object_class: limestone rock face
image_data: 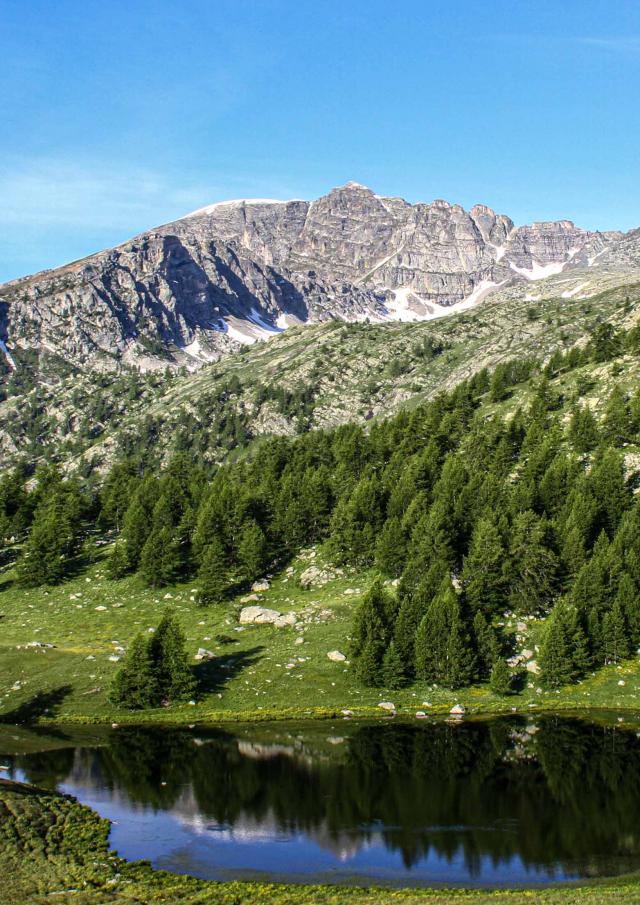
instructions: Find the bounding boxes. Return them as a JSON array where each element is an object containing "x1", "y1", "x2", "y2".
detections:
[{"x1": 0, "y1": 182, "x2": 633, "y2": 372}]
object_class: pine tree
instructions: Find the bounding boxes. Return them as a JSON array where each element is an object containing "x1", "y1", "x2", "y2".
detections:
[
  {"x1": 568, "y1": 405, "x2": 599, "y2": 453},
  {"x1": 446, "y1": 602, "x2": 476, "y2": 688},
  {"x1": 107, "y1": 541, "x2": 130, "y2": 580},
  {"x1": 148, "y1": 610, "x2": 196, "y2": 704},
  {"x1": 602, "y1": 600, "x2": 630, "y2": 664},
  {"x1": 615, "y1": 572, "x2": 640, "y2": 648},
  {"x1": 489, "y1": 658, "x2": 512, "y2": 696},
  {"x1": 381, "y1": 640, "x2": 405, "y2": 689},
  {"x1": 329, "y1": 474, "x2": 385, "y2": 565},
  {"x1": 507, "y1": 511, "x2": 557, "y2": 615},
  {"x1": 589, "y1": 449, "x2": 630, "y2": 538},
  {"x1": 237, "y1": 520, "x2": 268, "y2": 584},
  {"x1": 473, "y1": 610, "x2": 499, "y2": 678},
  {"x1": 15, "y1": 486, "x2": 82, "y2": 587},
  {"x1": 351, "y1": 580, "x2": 395, "y2": 686},
  {"x1": 461, "y1": 516, "x2": 506, "y2": 615},
  {"x1": 588, "y1": 606, "x2": 603, "y2": 664},
  {"x1": 109, "y1": 633, "x2": 155, "y2": 709},
  {"x1": 375, "y1": 517, "x2": 407, "y2": 577},
  {"x1": 139, "y1": 526, "x2": 181, "y2": 588},
  {"x1": 602, "y1": 386, "x2": 630, "y2": 447},
  {"x1": 539, "y1": 612, "x2": 573, "y2": 689},
  {"x1": 415, "y1": 578, "x2": 475, "y2": 688},
  {"x1": 355, "y1": 633, "x2": 385, "y2": 686},
  {"x1": 197, "y1": 536, "x2": 229, "y2": 605},
  {"x1": 121, "y1": 477, "x2": 159, "y2": 570}
]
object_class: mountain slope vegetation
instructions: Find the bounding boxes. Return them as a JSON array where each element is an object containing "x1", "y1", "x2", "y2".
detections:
[
  {"x1": 2, "y1": 315, "x2": 640, "y2": 720},
  {"x1": 0, "y1": 271, "x2": 637, "y2": 473}
]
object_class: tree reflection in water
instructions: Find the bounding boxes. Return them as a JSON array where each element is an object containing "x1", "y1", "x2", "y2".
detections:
[{"x1": 6, "y1": 716, "x2": 640, "y2": 882}]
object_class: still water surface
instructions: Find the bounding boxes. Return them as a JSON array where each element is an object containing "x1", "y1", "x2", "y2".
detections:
[{"x1": 3, "y1": 715, "x2": 640, "y2": 887}]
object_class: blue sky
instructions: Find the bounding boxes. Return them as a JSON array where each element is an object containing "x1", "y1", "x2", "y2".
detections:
[{"x1": 1, "y1": 0, "x2": 639, "y2": 282}]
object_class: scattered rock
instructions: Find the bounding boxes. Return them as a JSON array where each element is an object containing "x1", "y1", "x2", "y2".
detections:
[
  {"x1": 327, "y1": 650, "x2": 347, "y2": 662},
  {"x1": 450, "y1": 704, "x2": 466, "y2": 715},
  {"x1": 521, "y1": 649, "x2": 534, "y2": 660},
  {"x1": 240, "y1": 593, "x2": 262, "y2": 604},
  {"x1": 95, "y1": 605, "x2": 107, "y2": 612},
  {"x1": 378, "y1": 701, "x2": 396, "y2": 712},
  {"x1": 294, "y1": 636, "x2": 305, "y2": 645},
  {"x1": 239, "y1": 606, "x2": 283, "y2": 625},
  {"x1": 415, "y1": 711, "x2": 428, "y2": 719},
  {"x1": 24, "y1": 641, "x2": 56, "y2": 649},
  {"x1": 108, "y1": 655, "x2": 121, "y2": 662},
  {"x1": 341, "y1": 709, "x2": 354, "y2": 717},
  {"x1": 274, "y1": 613, "x2": 297, "y2": 627},
  {"x1": 526, "y1": 660, "x2": 540, "y2": 674},
  {"x1": 194, "y1": 648, "x2": 215, "y2": 661},
  {"x1": 618, "y1": 679, "x2": 626, "y2": 686},
  {"x1": 299, "y1": 565, "x2": 334, "y2": 589},
  {"x1": 251, "y1": 579, "x2": 270, "y2": 592}
]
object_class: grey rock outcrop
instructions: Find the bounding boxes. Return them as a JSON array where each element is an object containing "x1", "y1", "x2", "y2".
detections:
[{"x1": 0, "y1": 182, "x2": 634, "y2": 372}]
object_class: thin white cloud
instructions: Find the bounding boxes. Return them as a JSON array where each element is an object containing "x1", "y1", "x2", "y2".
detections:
[
  {"x1": 573, "y1": 36, "x2": 640, "y2": 53},
  {"x1": 0, "y1": 156, "x2": 309, "y2": 281},
  {"x1": 0, "y1": 157, "x2": 216, "y2": 231}
]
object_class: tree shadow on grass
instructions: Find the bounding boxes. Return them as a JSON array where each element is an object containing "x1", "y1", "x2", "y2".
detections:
[
  {"x1": 195, "y1": 646, "x2": 265, "y2": 696},
  {"x1": 0, "y1": 685, "x2": 73, "y2": 726}
]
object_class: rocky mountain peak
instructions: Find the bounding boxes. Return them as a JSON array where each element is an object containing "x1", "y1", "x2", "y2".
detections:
[{"x1": 0, "y1": 182, "x2": 638, "y2": 374}]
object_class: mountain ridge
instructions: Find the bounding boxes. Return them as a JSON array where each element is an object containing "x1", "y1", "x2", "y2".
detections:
[{"x1": 0, "y1": 182, "x2": 637, "y2": 375}]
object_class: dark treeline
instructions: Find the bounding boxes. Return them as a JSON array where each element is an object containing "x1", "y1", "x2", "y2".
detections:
[
  {"x1": 4, "y1": 321, "x2": 640, "y2": 692},
  {"x1": 9, "y1": 718, "x2": 640, "y2": 875}
]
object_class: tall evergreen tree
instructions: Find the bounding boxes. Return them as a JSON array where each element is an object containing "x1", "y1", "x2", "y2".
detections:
[
  {"x1": 148, "y1": 610, "x2": 196, "y2": 704},
  {"x1": 461, "y1": 516, "x2": 506, "y2": 614},
  {"x1": 507, "y1": 510, "x2": 557, "y2": 614},
  {"x1": 539, "y1": 611, "x2": 574, "y2": 689},
  {"x1": 139, "y1": 526, "x2": 181, "y2": 588},
  {"x1": 415, "y1": 578, "x2": 475, "y2": 688},
  {"x1": 237, "y1": 520, "x2": 268, "y2": 583},
  {"x1": 473, "y1": 610, "x2": 499, "y2": 678},
  {"x1": 602, "y1": 600, "x2": 630, "y2": 665},
  {"x1": 489, "y1": 658, "x2": 512, "y2": 696},
  {"x1": 109, "y1": 633, "x2": 155, "y2": 709},
  {"x1": 197, "y1": 536, "x2": 229, "y2": 605},
  {"x1": 615, "y1": 572, "x2": 640, "y2": 648}
]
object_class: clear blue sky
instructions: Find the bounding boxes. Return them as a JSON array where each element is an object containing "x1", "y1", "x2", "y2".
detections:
[{"x1": 1, "y1": 0, "x2": 639, "y2": 282}]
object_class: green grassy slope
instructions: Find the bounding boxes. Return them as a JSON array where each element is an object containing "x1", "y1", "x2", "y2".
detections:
[{"x1": 1, "y1": 540, "x2": 639, "y2": 726}]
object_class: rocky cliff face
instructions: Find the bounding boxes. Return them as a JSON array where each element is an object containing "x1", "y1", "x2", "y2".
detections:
[{"x1": 0, "y1": 182, "x2": 633, "y2": 372}]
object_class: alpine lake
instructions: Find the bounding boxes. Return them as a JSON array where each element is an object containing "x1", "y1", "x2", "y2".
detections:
[{"x1": 2, "y1": 712, "x2": 640, "y2": 889}]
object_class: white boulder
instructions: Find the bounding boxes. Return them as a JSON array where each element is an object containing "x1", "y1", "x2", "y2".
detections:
[{"x1": 327, "y1": 650, "x2": 347, "y2": 662}]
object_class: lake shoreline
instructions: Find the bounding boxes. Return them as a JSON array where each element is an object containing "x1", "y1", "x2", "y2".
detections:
[
  {"x1": 2, "y1": 775, "x2": 640, "y2": 904},
  {"x1": 11, "y1": 697, "x2": 640, "y2": 728}
]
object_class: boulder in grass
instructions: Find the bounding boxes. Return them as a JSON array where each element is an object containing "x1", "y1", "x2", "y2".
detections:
[
  {"x1": 327, "y1": 650, "x2": 347, "y2": 662},
  {"x1": 378, "y1": 701, "x2": 396, "y2": 712},
  {"x1": 239, "y1": 606, "x2": 281, "y2": 625},
  {"x1": 251, "y1": 579, "x2": 270, "y2": 592},
  {"x1": 450, "y1": 703, "x2": 466, "y2": 715}
]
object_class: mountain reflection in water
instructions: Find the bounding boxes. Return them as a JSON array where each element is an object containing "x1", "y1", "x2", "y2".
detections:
[{"x1": 4, "y1": 716, "x2": 640, "y2": 887}]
